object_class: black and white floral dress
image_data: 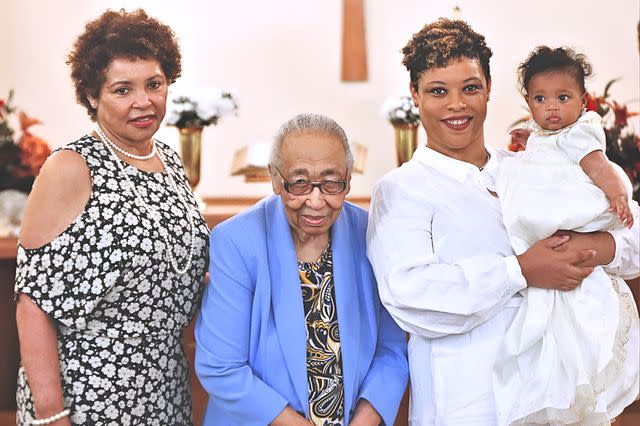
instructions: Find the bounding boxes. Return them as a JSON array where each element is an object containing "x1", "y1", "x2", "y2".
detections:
[{"x1": 14, "y1": 136, "x2": 209, "y2": 425}]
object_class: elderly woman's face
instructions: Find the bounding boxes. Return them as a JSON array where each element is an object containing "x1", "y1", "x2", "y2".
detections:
[
  {"x1": 272, "y1": 131, "x2": 351, "y2": 241},
  {"x1": 89, "y1": 58, "x2": 168, "y2": 146},
  {"x1": 410, "y1": 57, "x2": 491, "y2": 158}
]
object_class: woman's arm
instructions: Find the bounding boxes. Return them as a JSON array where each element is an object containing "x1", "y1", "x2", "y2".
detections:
[
  {"x1": 195, "y1": 227, "x2": 291, "y2": 424},
  {"x1": 349, "y1": 399, "x2": 382, "y2": 426},
  {"x1": 551, "y1": 230, "x2": 614, "y2": 266},
  {"x1": 604, "y1": 167, "x2": 640, "y2": 279},
  {"x1": 270, "y1": 406, "x2": 311, "y2": 426},
  {"x1": 517, "y1": 233, "x2": 596, "y2": 291},
  {"x1": 366, "y1": 178, "x2": 526, "y2": 338},
  {"x1": 554, "y1": 221, "x2": 640, "y2": 281},
  {"x1": 16, "y1": 150, "x2": 90, "y2": 424},
  {"x1": 16, "y1": 296, "x2": 70, "y2": 425},
  {"x1": 20, "y1": 150, "x2": 91, "y2": 247},
  {"x1": 367, "y1": 177, "x2": 598, "y2": 339}
]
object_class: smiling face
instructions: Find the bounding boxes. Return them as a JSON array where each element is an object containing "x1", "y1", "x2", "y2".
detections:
[
  {"x1": 89, "y1": 58, "x2": 168, "y2": 149},
  {"x1": 271, "y1": 131, "x2": 350, "y2": 245},
  {"x1": 525, "y1": 70, "x2": 587, "y2": 131},
  {"x1": 410, "y1": 57, "x2": 491, "y2": 161}
]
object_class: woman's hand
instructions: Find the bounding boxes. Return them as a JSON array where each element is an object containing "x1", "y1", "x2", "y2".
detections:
[
  {"x1": 552, "y1": 230, "x2": 615, "y2": 266},
  {"x1": 16, "y1": 295, "x2": 68, "y2": 425},
  {"x1": 270, "y1": 406, "x2": 312, "y2": 426},
  {"x1": 517, "y1": 234, "x2": 596, "y2": 291},
  {"x1": 349, "y1": 399, "x2": 382, "y2": 426}
]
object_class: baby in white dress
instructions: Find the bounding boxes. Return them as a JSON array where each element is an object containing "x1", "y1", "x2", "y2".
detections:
[{"x1": 491, "y1": 46, "x2": 639, "y2": 425}]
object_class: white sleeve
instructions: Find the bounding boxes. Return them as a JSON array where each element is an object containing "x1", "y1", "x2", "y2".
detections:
[
  {"x1": 556, "y1": 112, "x2": 605, "y2": 163},
  {"x1": 604, "y1": 163, "x2": 640, "y2": 280},
  {"x1": 366, "y1": 177, "x2": 526, "y2": 339}
]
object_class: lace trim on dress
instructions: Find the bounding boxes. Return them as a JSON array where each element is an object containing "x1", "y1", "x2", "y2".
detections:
[{"x1": 512, "y1": 276, "x2": 636, "y2": 425}]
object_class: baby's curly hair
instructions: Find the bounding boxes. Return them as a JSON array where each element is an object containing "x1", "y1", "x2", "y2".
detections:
[
  {"x1": 67, "y1": 9, "x2": 182, "y2": 120},
  {"x1": 402, "y1": 18, "x2": 493, "y2": 91},
  {"x1": 518, "y1": 46, "x2": 592, "y2": 96}
]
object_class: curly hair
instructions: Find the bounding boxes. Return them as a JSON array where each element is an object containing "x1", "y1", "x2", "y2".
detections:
[
  {"x1": 518, "y1": 46, "x2": 592, "y2": 96},
  {"x1": 67, "y1": 9, "x2": 182, "y2": 120},
  {"x1": 402, "y1": 18, "x2": 493, "y2": 91}
]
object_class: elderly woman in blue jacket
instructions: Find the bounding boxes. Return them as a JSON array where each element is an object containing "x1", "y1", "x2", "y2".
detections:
[{"x1": 195, "y1": 113, "x2": 408, "y2": 425}]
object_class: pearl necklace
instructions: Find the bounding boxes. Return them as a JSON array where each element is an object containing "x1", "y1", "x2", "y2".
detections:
[
  {"x1": 95, "y1": 125, "x2": 157, "y2": 160},
  {"x1": 95, "y1": 129, "x2": 196, "y2": 275}
]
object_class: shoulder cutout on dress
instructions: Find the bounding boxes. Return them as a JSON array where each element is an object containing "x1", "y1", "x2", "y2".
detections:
[{"x1": 19, "y1": 149, "x2": 91, "y2": 249}]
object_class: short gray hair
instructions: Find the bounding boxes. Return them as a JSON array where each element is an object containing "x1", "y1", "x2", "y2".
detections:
[{"x1": 269, "y1": 113, "x2": 354, "y2": 171}]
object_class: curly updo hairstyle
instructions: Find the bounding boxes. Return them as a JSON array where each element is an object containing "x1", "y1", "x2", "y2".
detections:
[
  {"x1": 402, "y1": 18, "x2": 493, "y2": 91},
  {"x1": 67, "y1": 8, "x2": 182, "y2": 120},
  {"x1": 518, "y1": 46, "x2": 592, "y2": 96}
]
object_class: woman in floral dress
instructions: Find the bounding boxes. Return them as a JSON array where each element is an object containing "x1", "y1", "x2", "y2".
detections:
[{"x1": 14, "y1": 9, "x2": 209, "y2": 425}]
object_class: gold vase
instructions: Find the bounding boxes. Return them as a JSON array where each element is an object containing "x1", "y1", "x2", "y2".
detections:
[
  {"x1": 178, "y1": 127, "x2": 206, "y2": 211},
  {"x1": 179, "y1": 127, "x2": 203, "y2": 189},
  {"x1": 393, "y1": 123, "x2": 419, "y2": 166}
]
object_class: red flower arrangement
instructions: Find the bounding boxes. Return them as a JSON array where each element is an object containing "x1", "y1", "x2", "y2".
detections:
[
  {"x1": 508, "y1": 79, "x2": 640, "y2": 200},
  {"x1": 0, "y1": 90, "x2": 51, "y2": 193}
]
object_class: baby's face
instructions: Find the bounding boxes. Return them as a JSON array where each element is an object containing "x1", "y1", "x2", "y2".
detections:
[{"x1": 525, "y1": 71, "x2": 586, "y2": 131}]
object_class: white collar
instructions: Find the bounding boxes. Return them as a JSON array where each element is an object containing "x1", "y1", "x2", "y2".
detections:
[
  {"x1": 412, "y1": 144, "x2": 494, "y2": 183},
  {"x1": 529, "y1": 110, "x2": 602, "y2": 136}
]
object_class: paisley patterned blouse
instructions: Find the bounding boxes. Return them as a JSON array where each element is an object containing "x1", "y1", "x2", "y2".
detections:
[{"x1": 298, "y1": 241, "x2": 345, "y2": 426}]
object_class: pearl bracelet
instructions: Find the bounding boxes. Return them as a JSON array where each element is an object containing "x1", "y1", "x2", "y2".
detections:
[{"x1": 31, "y1": 408, "x2": 70, "y2": 425}]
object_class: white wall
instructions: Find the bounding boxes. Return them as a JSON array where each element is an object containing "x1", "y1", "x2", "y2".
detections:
[{"x1": 2, "y1": 0, "x2": 638, "y2": 198}]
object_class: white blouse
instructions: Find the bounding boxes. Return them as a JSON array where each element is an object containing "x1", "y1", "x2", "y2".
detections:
[{"x1": 366, "y1": 145, "x2": 639, "y2": 425}]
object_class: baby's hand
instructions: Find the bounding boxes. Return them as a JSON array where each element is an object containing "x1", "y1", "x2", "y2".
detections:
[
  {"x1": 508, "y1": 128, "x2": 530, "y2": 152},
  {"x1": 609, "y1": 195, "x2": 634, "y2": 228}
]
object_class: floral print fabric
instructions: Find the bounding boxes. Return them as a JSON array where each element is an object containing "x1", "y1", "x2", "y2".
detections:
[
  {"x1": 14, "y1": 136, "x2": 209, "y2": 425},
  {"x1": 298, "y1": 242, "x2": 345, "y2": 426}
]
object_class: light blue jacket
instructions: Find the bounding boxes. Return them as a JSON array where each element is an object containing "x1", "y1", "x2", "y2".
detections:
[{"x1": 195, "y1": 195, "x2": 408, "y2": 425}]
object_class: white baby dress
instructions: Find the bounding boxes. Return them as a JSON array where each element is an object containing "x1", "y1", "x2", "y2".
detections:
[{"x1": 491, "y1": 111, "x2": 639, "y2": 425}]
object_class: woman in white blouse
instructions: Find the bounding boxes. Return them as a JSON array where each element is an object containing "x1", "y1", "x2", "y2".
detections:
[{"x1": 366, "y1": 18, "x2": 640, "y2": 425}]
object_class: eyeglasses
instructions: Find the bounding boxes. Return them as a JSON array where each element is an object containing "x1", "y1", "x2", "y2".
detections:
[{"x1": 272, "y1": 167, "x2": 348, "y2": 195}]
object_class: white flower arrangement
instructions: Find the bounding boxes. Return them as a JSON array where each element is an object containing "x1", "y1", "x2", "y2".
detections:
[
  {"x1": 165, "y1": 87, "x2": 238, "y2": 129},
  {"x1": 0, "y1": 189, "x2": 28, "y2": 237},
  {"x1": 381, "y1": 95, "x2": 420, "y2": 126}
]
